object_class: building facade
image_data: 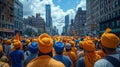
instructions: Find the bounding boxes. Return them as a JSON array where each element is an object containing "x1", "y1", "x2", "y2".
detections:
[
  {"x1": 99, "y1": 0, "x2": 120, "y2": 37},
  {"x1": 14, "y1": 0, "x2": 23, "y2": 35},
  {"x1": 64, "y1": 15, "x2": 69, "y2": 35},
  {"x1": 0, "y1": 0, "x2": 14, "y2": 37},
  {"x1": 74, "y1": 7, "x2": 86, "y2": 36},
  {"x1": 23, "y1": 13, "x2": 45, "y2": 34},
  {"x1": 45, "y1": 4, "x2": 52, "y2": 35},
  {"x1": 86, "y1": 0, "x2": 120, "y2": 37},
  {"x1": 67, "y1": 19, "x2": 74, "y2": 36}
]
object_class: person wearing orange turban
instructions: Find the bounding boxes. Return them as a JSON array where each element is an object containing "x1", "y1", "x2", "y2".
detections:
[
  {"x1": 27, "y1": 33, "x2": 65, "y2": 67},
  {"x1": 69, "y1": 41, "x2": 77, "y2": 54},
  {"x1": 77, "y1": 40, "x2": 101, "y2": 67},
  {"x1": 94, "y1": 28, "x2": 120, "y2": 67},
  {"x1": 4, "y1": 39, "x2": 11, "y2": 57},
  {"x1": 0, "y1": 44, "x2": 10, "y2": 67},
  {"x1": 77, "y1": 41, "x2": 85, "y2": 59},
  {"x1": 65, "y1": 43, "x2": 77, "y2": 67},
  {"x1": 9, "y1": 40, "x2": 24, "y2": 67}
]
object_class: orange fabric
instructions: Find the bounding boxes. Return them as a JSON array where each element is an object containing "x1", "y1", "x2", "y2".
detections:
[
  {"x1": 69, "y1": 41, "x2": 75, "y2": 47},
  {"x1": 5, "y1": 40, "x2": 11, "y2": 45},
  {"x1": 82, "y1": 39, "x2": 101, "y2": 67},
  {"x1": 15, "y1": 32, "x2": 19, "y2": 40},
  {"x1": 96, "y1": 50, "x2": 106, "y2": 58},
  {"x1": 79, "y1": 41, "x2": 84, "y2": 48},
  {"x1": 38, "y1": 33, "x2": 53, "y2": 53},
  {"x1": 101, "y1": 33, "x2": 120, "y2": 49},
  {"x1": 0, "y1": 45, "x2": 3, "y2": 52},
  {"x1": 19, "y1": 35, "x2": 22, "y2": 41},
  {"x1": 26, "y1": 39, "x2": 31, "y2": 45},
  {"x1": 11, "y1": 40, "x2": 22, "y2": 50},
  {"x1": 84, "y1": 52, "x2": 101, "y2": 67},
  {"x1": 71, "y1": 47, "x2": 77, "y2": 54},
  {"x1": 83, "y1": 40, "x2": 96, "y2": 51},
  {"x1": 84, "y1": 36, "x2": 91, "y2": 41},
  {"x1": 68, "y1": 51, "x2": 77, "y2": 63},
  {"x1": 0, "y1": 62, "x2": 10, "y2": 67},
  {"x1": 32, "y1": 38, "x2": 38, "y2": 42},
  {"x1": 27, "y1": 55, "x2": 65, "y2": 67}
]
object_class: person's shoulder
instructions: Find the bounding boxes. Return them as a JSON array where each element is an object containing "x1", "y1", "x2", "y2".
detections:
[
  {"x1": 3, "y1": 63, "x2": 10, "y2": 67},
  {"x1": 51, "y1": 58, "x2": 65, "y2": 67},
  {"x1": 0, "y1": 62, "x2": 10, "y2": 67},
  {"x1": 94, "y1": 58, "x2": 113, "y2": 67},
  {"x1": 77, "y1": 57, "x2": 84, "y2": 64}
]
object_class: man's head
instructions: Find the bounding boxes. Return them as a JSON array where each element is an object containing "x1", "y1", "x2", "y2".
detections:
[
  {"x1": 101, "y1": 33, "x2": 120, "y2": 53},
  {"x1": 12, "y1": 40, "x2": 22, "y2": 50},
  {"x1": 38, "y1": 33, "x2": 53, "y2": 54},
  {"x1": 65, "y1": 43, "x2": 72, "y2": 52},
  {"x1": 29, "y1": 42, "x2": 38, "y2": 53},
  {"x1": 54, "y1": 42, "x2": 64, "y2": 55}
]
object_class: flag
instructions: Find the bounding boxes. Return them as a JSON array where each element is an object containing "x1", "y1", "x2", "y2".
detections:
[{"x1": 15, "y1": 32, "x2": 19, "y2": 40}]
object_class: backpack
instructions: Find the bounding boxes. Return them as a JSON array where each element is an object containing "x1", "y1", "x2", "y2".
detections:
[{"x1": 103, "y1": 55, "x2": 120, "y2": 67}]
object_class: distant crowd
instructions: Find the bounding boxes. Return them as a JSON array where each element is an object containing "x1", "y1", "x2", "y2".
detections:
[{"x1": 0, "y1": 28, "x2": 120, "y2": 67}]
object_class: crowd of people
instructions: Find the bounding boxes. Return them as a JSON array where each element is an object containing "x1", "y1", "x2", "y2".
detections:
[{"x1": 0, "y1": 28, "x2": 120, "y2": 67}]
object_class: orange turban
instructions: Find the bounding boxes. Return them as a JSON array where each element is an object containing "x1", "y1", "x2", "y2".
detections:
[
  {"x1": 79, "y1": 41, "x2": 84, "y2": 48},
  {"x1": 68, "y1": 51, "x2": 76, "y2": 63},
  {"x1": 82, "y1": 39, "x2": 101, "y2": 67},
  {"x1": 101, "y1": 33, "x2": 120, "y2": 49},
  {"x1": 12, "y1": 40, "x2": 22, "y2": 50},
  {"x1": 96, "y1": 49, "x2": 106, "y2": 58},
  {"x1": 32, "y1": 38, "x2": 38, "y2": 42},
  {"x1": 83, "y1": 40, "x2": 96, "y2": 51},
  {"x1": 5, "y1": 39, "x2": 11, "y2": 45},
  {"x1": 26, "y1": 39, "x2": 31, "y2": 45},
  {"x1": 84, "y1": 52, "x2": 101, "y2": 67},
  {"x1": 0, "y1": 45, "x2": 3, "y2": 52},
  {"x1": 69, "y1": 41, "x2": 75, "y2": 47},
  {"x1": 38, "y1": 33, "x2": 53, "y2": 53}
]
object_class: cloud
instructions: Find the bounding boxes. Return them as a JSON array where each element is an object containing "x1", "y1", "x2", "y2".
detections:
[
  {"x1": 19, "y1": 0, "x2": 86, "y2": 35},
  {"x1": 76, "y1": 0, "x2": 86, "y2": 10}
]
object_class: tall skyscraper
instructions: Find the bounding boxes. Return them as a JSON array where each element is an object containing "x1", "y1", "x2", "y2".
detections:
[
  {"x1": 14, "y1": 0, "x2": 23, "y2": 35},
  {"x1": 74, "y1": 7, "x2": 86, "y2": 36},
  {"x1": 64, "y1": 15, "x2": 69, "y2": 35},
  {"x1": 45, "y1": 4, "x2": 52, "y2": 35}
]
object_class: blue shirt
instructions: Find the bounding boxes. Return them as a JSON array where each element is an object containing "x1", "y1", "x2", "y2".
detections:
[
  {"x1": 53, "y1": 55, "x2": 72, "y2": 67},
  {"x1": 76, "y1": 57, "x2": 85, "y2": 67},
  {"x1": 9, "y1": 50, "x2": 24, "y2": 67},
  {"x1": 23, "y1": 53, "x2": 38, "y2": 66}
]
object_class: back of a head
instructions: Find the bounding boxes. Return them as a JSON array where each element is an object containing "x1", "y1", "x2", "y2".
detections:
[
  {"x1": 29, "y1": 42, "x2": 38, "y2": 53},
  {"x1": 38, "y1": 33, "x2": 53, "y2": 54},
  {"x1": 101, "y1": 33, "x2": 120, "y2": 49},
  {"x1": 54, "y1": 42, "x2": 64, "y2": 54},
  {"x1": 65, "y1": 43, "x2": 72, "y2": 51},
  {"x1": 83, "y1": 40, "x2": 96, "y2": 51}
]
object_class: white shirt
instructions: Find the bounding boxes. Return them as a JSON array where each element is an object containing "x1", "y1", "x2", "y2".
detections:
[{"x1": 94, "y1": 54, "x2": 120, "y2": 67}]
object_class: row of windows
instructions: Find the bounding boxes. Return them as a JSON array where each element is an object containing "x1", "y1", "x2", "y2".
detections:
[
  {"x1": 14, "y1": 21, "x2": 23, "y2": 30},
  {"x1": 0, "y1": 22, "x2": 14, "y2": 30},
  {"x1": 100, "y1": 9, "x2": 120, "y2": 22},
  {"x1": 100, "y1": 0, "x2": 119, "y2": 15},
  {"x1": 100, "y1": 20, "x2": 120, "y2": 30}
]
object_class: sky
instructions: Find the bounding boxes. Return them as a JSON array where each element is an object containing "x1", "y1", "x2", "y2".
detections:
[{"x1": 19, "y1": 0, "x2": 86, "y2": 35}]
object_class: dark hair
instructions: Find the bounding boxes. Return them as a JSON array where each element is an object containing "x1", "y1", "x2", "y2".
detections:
[
  {"x1": 38, "y1": 51, "x2": 53, "y2": 57},
  {"x1": 56, "y1": 52, "x2": 63, "y2": 55},
  {"x1": 66, "y1": 48, "x2": 71, "y2": 52}
]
